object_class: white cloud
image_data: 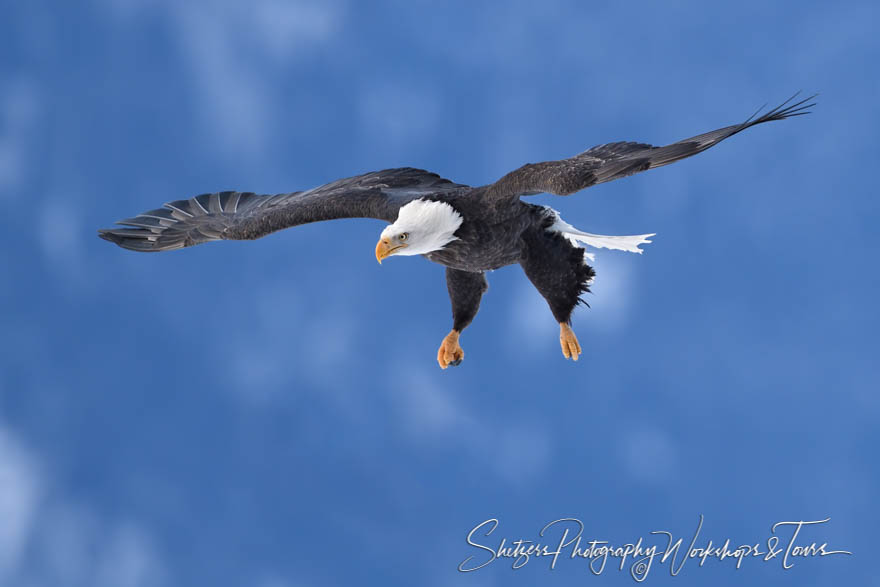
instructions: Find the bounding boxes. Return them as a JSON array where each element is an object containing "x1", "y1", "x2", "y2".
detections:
[
  {"x1": 402, "y1": 0, "x2": 575, "y2": 68},
  {"x1": 230, "y1": 344, "x2": 294, "y2": 403},
  {"x1": 576, "y1": 252, "x2": 637, "y2": 333},
  {"x1": 171, "y1": 4, "x2": 274, "y2": 159},
  {"x1": 303, "y1": 313, "x2": 357, "y2": 370},
  {"x1": 619, "y1": 423, "x2": 678, "y2": 486},
  {"x1": 166, "y1": 0, "x2": 346, "y2": 159},
  {"x1": 507, "y1": 249, "x2": 639, "y2": 351},
  {"x1": 254, "y1": 577, "x2": 289, "y2": 587},
  {"x1": 253, "y1": 573, "x2": 311, "y2": 587},
  {"x1": 0, "y1": 140, "x2": 25, "y2": 196},
  {"x1": 95, "y1": 0, "x2": 160, "y2": 21},
  {"x1": 0, "y1": 77, "x2": 40, "y2": 197},
  {"x1": 0, "y1": 427, "x2": 43, "y2": 578},
  {"x1": 640, "y1": 167, "x2": 693, "y2": 221},
  {"x1": 389, "y1": 368, "x2": 552, "y2": 483},
  {"x1": 94, "y1": 523, "x2": 166, "y2": 587},
  {"x1": 0, "y1": 424, "x2": 167, "y2": 587},
  {"x1": 91, "y1": 0, "x2": 349, "y2": 159},
  {"x1": 358, "y1": 83, "x2": 442, "y2": 156},
  {"x1": 220, "y1": 281, "x2": 358, "y2": 403},
  {"x1": 392, "y1": 371, "x2": 471, "y2": 440},
  {"x1": 251, "y1": 0, "x2": 342, "y2": 59},
  {"x1": 39, "y1": 504, "x2": 98, "y2": 584},
  {"x1": 482, "y1": 93, "x2": 543, "y2": 180},
  {"x1": 490, "y1": 422, "x2": 553, "y2": 484},
  {"x1": 38, "y1": 196, "x2": 88, "y2": 288},
  {"x1": 225, "y1": 284, "x2": 306, "y2": 402},
  {"x1": 507, "y1": 282, "x2": 556, "y2": 355}
]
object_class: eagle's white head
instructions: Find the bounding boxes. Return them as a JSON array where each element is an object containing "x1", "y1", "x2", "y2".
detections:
[{"x1": 375, "y1": 199, "x2": 463, "y2": 263}]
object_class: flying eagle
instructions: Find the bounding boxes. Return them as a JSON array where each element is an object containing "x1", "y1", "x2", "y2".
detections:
[{"x1": 99, "y1": 95, "x2": 814, "y2": 368}]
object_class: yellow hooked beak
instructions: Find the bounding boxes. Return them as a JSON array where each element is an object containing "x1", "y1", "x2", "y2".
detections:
[{"x1": 375, "y1": 238, "x2": 407, "y2": 264}]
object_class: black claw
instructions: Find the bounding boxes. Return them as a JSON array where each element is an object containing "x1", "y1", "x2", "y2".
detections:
[{"x1": 449, "y1": 359, "x2": 462, "y2": 367}]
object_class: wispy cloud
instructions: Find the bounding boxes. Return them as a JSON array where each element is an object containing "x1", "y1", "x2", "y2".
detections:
[
  {"x1": 357, "y1": 83, "x2": 442, "y2": 157},
  {"x1": 250, "y1": 0, "x2": 343, "y2": 59},
  {"x1": 507, "y1": 281, "x2": 557, "y2": 355},
  {"x1": 577, "y1": 253, "x2": 638, "y2": 333},
  {"x1": 507, "y1": 249, "x2": 640, "y2": 349},
  {"x1": 0, "y1": 424, "x2": 167, "y2": 587},
  {"x1": 167, "y1": 0, "x2": 346, "y2": 160},
  {"x1": 0, "y1": 77, "x2": 40, "y2": 198},
  {"x1": 389, "y1": 367, "x2": 552, "y2": 484},
  {"x1": 93, "y1": 524, "x2": 166, "y2": 587},
  {"x1": 253, "y1": 576, "x2": 289, "y2": 587},
  {"x1": 618, "y1": 422, "x2": 679, "y2": 486},
  {"x1": 219, "y1": 280, "x2": 359, "y2": 404},
  {"x1": 37, "y1": 195, "x2": 90, "y2": 290},
  {"x1": 99, "y1": 0, "x2": 347, "y2": 160},
  {"x1": 0, "y1": 426, "x2": 42, "y2": 579}
]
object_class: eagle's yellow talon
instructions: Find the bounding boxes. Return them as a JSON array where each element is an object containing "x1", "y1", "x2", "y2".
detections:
[
  {"x1": 560, "y1": 323, "x2": 581, "y2": 362},
  {"x1": 437, "y1": 330, "x2": 464, "y2": 369}
]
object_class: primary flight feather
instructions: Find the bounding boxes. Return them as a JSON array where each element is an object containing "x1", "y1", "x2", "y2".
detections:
[{"x1": 99, "y1": 94, "x2": 815, "y2": 368}]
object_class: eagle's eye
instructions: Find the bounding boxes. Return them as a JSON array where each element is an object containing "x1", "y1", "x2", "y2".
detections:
[{"x1": 399, "y1": 232, "x2": 409, "y2": 241}]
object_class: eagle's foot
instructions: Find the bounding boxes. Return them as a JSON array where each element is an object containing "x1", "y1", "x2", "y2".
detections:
[
  {"x1": 559, "y1": 323, "x2": 582, "y2": 361},
  {"x1": 437, "y1": 330, "x2": 464, "y2": 369}
]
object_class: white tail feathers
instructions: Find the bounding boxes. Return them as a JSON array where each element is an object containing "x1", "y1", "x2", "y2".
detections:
[{"x1": 544, "y1": 207, "x2": 654, "y2": 262}]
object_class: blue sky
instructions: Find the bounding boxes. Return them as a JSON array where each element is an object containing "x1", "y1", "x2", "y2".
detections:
[{"x1": 1, "y1": 0, "x2": 877, "y2": 585}]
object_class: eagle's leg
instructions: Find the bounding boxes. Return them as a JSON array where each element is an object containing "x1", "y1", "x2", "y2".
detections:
[
  {"x1": 437, "y1": 330, "x2": 464, "y2": 369},
  {"x1": 439, "y1": 268, "x2": 488, "y2": 369},
  {"x1": 518, "y1": 227, "x2": 595, "y2": 362},
  {"x1": 559, "y1": 322, "x2": 582, "y2": 361}
]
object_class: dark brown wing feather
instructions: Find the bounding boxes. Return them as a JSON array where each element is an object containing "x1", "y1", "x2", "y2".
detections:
[
  {"x1": 488, "y1": 93, "x2": 816, "y2": 199},
  {"x1": 98, "y1": 167, "x2": 468, "y2": 252}
]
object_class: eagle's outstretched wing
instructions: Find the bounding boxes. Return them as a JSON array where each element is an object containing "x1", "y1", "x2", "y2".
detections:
[
  {"x1": 488, "y1": 94, "x2": 815, "y2": 199},
  {"x1": 98, "y1": 167, "x2": 468, "y2": 252}
]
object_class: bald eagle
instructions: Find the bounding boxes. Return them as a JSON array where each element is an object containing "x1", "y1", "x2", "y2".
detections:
[{"x1": 99, "y1": 95, "x2": 813, "y2": 368}]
